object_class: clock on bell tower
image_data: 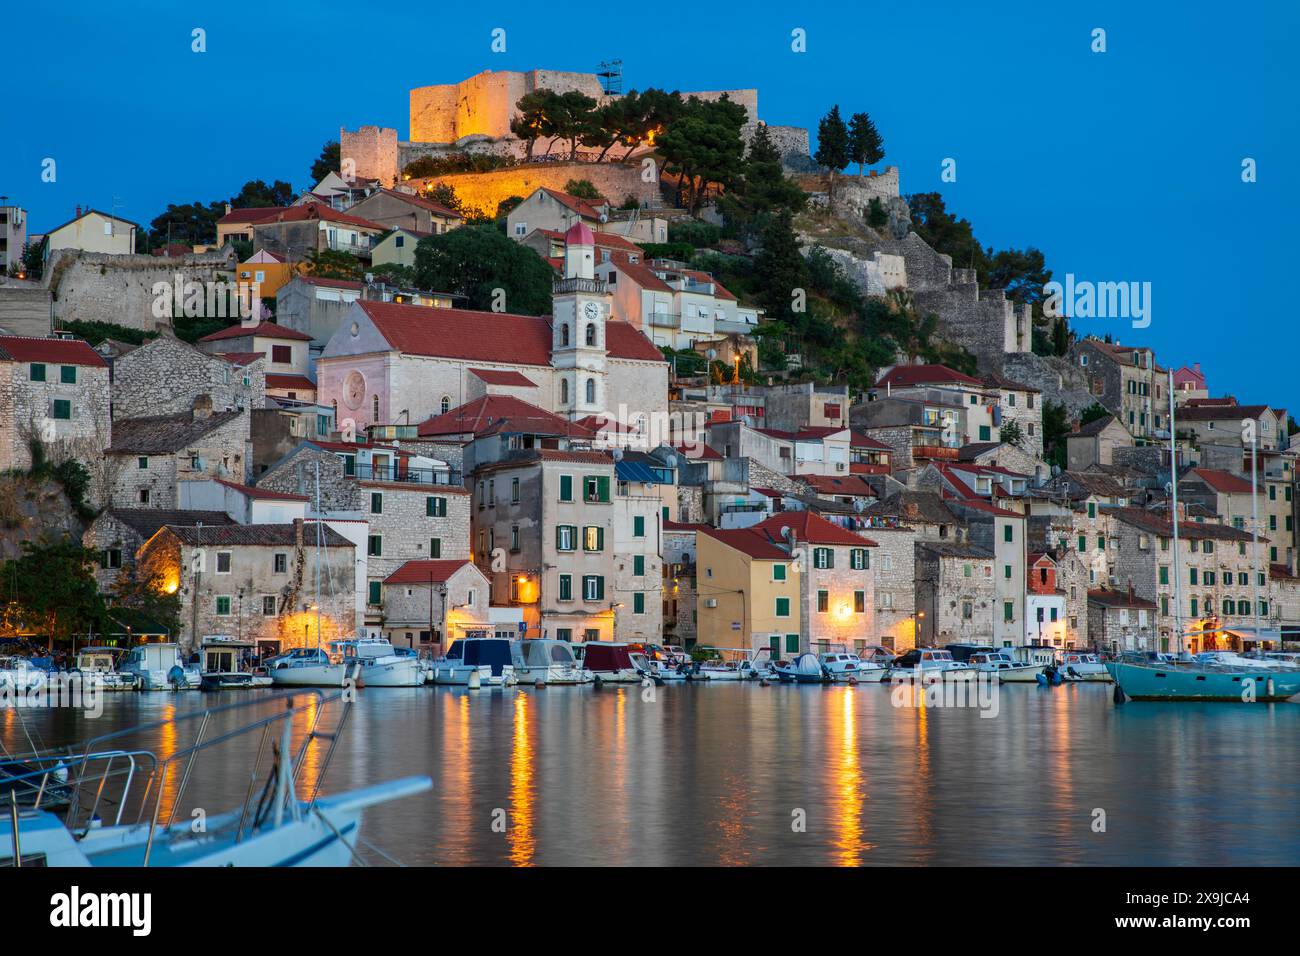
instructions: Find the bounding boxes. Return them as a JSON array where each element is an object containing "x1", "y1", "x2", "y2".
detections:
[{"x1": 552, "y1": 219, "x2": 610, "y2": 421}]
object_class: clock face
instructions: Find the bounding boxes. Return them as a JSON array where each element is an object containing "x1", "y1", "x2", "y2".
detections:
[
  {"x1": 343, "y1": 370, "x2": 366, "y2": 410},
  {"x1": 583, "y1": 301, "x2": 601, "y2": 321}
]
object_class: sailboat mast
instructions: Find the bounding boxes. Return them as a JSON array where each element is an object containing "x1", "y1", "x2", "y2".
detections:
[
  {"x1": 1250, "y1": 424, "x2": 1261, "y2": 649},
  {"x1": 1168, "y1": 369, "x2": 1183, "y2": 656},
  {"x1": 315, "y1": 460, "x2": 323, "y2": 650}
]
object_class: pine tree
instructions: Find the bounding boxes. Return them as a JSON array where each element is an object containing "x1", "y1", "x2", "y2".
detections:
[
  {"x1": 847, "y1": 112, "x2": 885, "y2": 176},
  {"x1": 814, "y1": 105, "x2": 850, "y2": 201}
]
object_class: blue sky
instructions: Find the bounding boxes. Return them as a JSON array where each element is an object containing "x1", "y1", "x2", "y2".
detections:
[{"x1": 7, "y1": 0, "x2": 1297, "y2": 413}]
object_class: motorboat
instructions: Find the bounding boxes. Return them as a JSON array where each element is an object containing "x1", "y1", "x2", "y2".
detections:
[
  {"x1": 1193, "y1": 650, "x2": 1288, "y2": 670},
  {"x1": 967, "y1": 650, "x2": 1045, "y2": 683},
  {"x1": 340, "y1": 639, "x2": 424, "y2": 687},
  {"x1": 199, "y1": 636, "x2": 270, "y2": 690},
  {"x1": 774, "y1": 652, "x2": 829, "y2": 684},
  {"x1": 432, "y1": 637, "x2": 516, "y2": 686},
  {"x1": 886, "y1": 648, "x2": 974, "y2": 684},
  {"x1": 0, "y1": 689, "x2": 430, "y2": 866},
  {"x1": 511, "y1": 639, "x2": 594, "y2": 685},
  {"x1": 819, "y1": 651, "x2": 887, "y2": 683},
  {"x1": 695, "y1": 647, "x2": 770, "y2": 681},
  {"x1": 0, "y1": 655, "x2": 51, "y2": 692},
  {"x1": 118, "y1": 643, "x2": 200, "y2": 690},
  {"x1": 268, "y1": 647, "x2": 356, "y2": 688},
  {"x1": 71, "y1": 647, "x2": 138, "y2": 692},
  {"x1": 1109, "y1": 658, "x2": 1300, "y2": 701},
  {"x1": 1057, "y1": 651, "x2": 1112, "y2": 682},
  {"x1": 578, "y1": 642, "x2": 641, "y2": 683}
]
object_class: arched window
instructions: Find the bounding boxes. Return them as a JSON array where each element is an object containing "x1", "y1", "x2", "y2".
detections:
[
  {"x1": 585, "y1": 378, "x2": 596, "y2": 405},
  {"x1": 585, "y1": 323, "x2": 596, "y2": 347},
  {"x1": 440, "y1": 395, "x2": 451, "y2": 415},
  {"x1": 560, "y1": 324, "x2": 570, "y2": 347},
  {"x1": 1223, "y1": 598, "x2": 1233, "y2": 616},
  {"x1": 560, "y1": 378, "x2": 569, "y2": 405}
]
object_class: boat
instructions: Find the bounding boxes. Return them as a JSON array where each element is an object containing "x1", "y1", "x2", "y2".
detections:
[
  {"x1": 886, "y1": 647, "x2": 975, "y2": 683},
  {"x1": 118, "y1": 643, "x2": 200, "y2": 690},
  {"x1": 967, "y1": 650, "x2": 1045, "y2": 683},
  {"x1": 0, "y1": 689, "x2": 431, "y2": 866},
  {"x1": 1108, "y1": 658, "x2": 1300, "y2": 701},
  {"x1": 268, "y1": 647, "x2": 356, "y2": 687},
  {"x1": 818, "y1": 651, "x2": 888, "y2": 683},
  {"x1": 71, "y1": 647, "x2": 138, "y2": 692},
  {"x1": 1193, "y1": 650, "x2": 1286, "y2": 670},
  {"x1": 0, "y1": 655, "x2": 51, "y2": 692},
  {"x1": 431, "y1": 637, "x2": 517, "y2": 686},
  {"x1": 338, "y1": 638, "x2": 424, "y2": 687},
  {"x1": 1057, "y1": 651, "x2": 1112, "y2": 682},
  {"x1": 774, "y1": 652, "x2": 829, "y2": 684},
  {"x1": 578, "y1": 642, "x2": 641, "y2": 683},
  {"x1": 199, "y1": 635, "x2": 270, "y2": 690},
  {"x1": 695, "y1": 647, "x2": 768, "y2": 681},
  {"x1": 511, "y1": 639, "x2": 594, "y2": 684}
]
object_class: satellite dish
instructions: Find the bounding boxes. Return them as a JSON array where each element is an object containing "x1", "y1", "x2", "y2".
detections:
[
  {"x1": 1164, "y1": 482, "x2": 1174, "y2": 495},
  {"x1": 706, "y1": 349, "x2": 718, "y2": 361},
  {"x1": 780, "y1": 526, "x2": 794, "y2": 541},
  {"x1": 665, "y1": 454, "x2": 678, "y2": 468},
  {"x1": 853, "y1": 498, "x2": 866, "y2": 513},
  {"x1": 611, "y1": 448, "x2": 624, "y2": 461}
]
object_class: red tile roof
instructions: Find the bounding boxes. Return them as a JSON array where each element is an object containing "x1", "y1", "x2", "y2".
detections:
[
  {"x1": 536, "y1": 228, "x2": 641, "y2": 252},
  {"x1": 219, "y1": 207, "x2": 287, "y2": 225},
  {"x1": 608, "y1": 260, "x2": 674, "y2": 293},
  {"x1": 384, "y1": 559, "x2": 476, "y2": 585},
  {"x1": 296, "y1": 276, "x2": 363, "y2": 291},
  {"x1": 752, "y1": 511, "x2": 878, "y2": 547},
  {"x1": 1189, "y1": 468, "x2": 1255, "y2": 494},
  {"x1": 538, "y1": 187, "x2": 607, "y2": 221},
  {"x1": 0, "y1": 336, "x2": 108, "y2": 367},
  {"x1": 669, "y1": 441, "x2": 723, "y2": 461},
  {"x1": 253, "y1": 204, "x2": 386, "y2": 230},
  {"x1": 850, "y1": 431, "x2": 892, "y2": 451},
  {"x1": 875, "y1": 364, "x2": 985, "y2": 389},
  {"x1": 357, "y1": 300, "x2": 664, "y2": 365},
  {"x1": 215, "y1": 351, "x2": 265, "y2": 366},
  {"x1": 376, "y1": 188, "x2": 462, "y2": 219},
  {"x1": 1177, "y1": 403, "x2": 1273, "y2": 422},
  {"x1": 215, "y1": 479, "x2": 309, "y2": 501},
  {"x1": 468, "y1": 368, "x2": 537, "y2": 387},
  {"x1": 416, "y1": 395, "x2": 595, "y2": 439},
  {"x1": 265, "y1": 374, "x2": 317, "y2": 391},
  {"x1": 798, "y1": 475, "x2": 878, "y2": 497},
  {"x1": 944, "y1": 497, "x2": 1024, "y2": 518},
  {"x1": 199, "y1": 321, "x2": 313, "y2": 342},
  {"x1": 699, "y1": 527, "x2": 792, "y2": 560}
]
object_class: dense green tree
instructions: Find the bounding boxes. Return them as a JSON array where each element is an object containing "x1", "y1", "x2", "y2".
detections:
[
  {"x1": 905, "y1": 191, "x2": 987, "y2": 273},
  {"x1": 303, "y1": 248, "x2": 364, "y2": 281},
  {"x1": 108, "y1": 566, "x2": 181, "y2": 640},
  {"x1": 563, "y1": 179, "x2": 602, "y2": 201},
  {"x1": 233, "y1": 179, "x2": 295, "y2": 208},
  {"x1": 1, "y1": 539, "x2": 105, "y2": 649},
  {"x1": 814, "y1": 105, "x2": 850, "y2": 200},
  {"x1": 510, "y1": 90, "x2": 563, "y2": 161},
  {"x1": 986, "y1": 247, "x2": 1052, "y2": 314},
  {"x1": 847, "y1": 112, "x2": 885, "y2": 175},
  {"x1": 20, "y1": 240, "x2": 43, "y2": 280},
  {"x1": 413, "y1": 225, "x2": 554, "y2": 315},
  {"x1": 752, "y1": 209, "x2": 810, "y2": 326},
  {"x1": 1042, "y1": 400, "x2": 1071, "y2": 468},
  {"x1": 310, "y1": 140, "x2": 340, "y2": 184},
  {"x1": 720, "y1": 123, "x2": 807, "y2": 240},
  {"x1": 656, "y1": 95, "x2": 747, "y2": 213}
]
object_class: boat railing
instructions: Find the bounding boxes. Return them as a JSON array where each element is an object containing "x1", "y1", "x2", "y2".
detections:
[{"x1": 3, "y1": 689, "x2": 353, "y2": 864}]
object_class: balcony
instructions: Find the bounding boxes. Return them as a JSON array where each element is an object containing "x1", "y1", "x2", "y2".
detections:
[
  {"x1": 349, "y1": 462, "x2": 462, "y2": 486},
  {"x1": 649, "y1": 311, "x2": 681, "y2": 329},
  {"x1": 553, "y1": 277, "x2": 607, "y2": 295},
  {"x1": 325, "y1": 236, "x2": 374, "y2": 256},
  {"x1": 912, "y1": 445, "x2": 960, "y2": 461}
]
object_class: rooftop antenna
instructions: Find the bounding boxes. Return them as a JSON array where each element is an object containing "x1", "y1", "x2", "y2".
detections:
[{"x1": 596, "y1": 59, "x2": 623, "y2": 96}]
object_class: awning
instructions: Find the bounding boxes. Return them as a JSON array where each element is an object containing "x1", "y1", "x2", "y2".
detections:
[{"x1": 616, "y1": 460, "x2": 661, "y2": 483}]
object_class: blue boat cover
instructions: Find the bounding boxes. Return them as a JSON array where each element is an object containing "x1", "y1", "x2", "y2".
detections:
[{"x1": 461, "y1": 639, "x2": 512, "y2": 676}]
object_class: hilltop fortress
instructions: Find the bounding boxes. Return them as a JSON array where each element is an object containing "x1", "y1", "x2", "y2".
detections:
[{"x1": 342, "y1": 68, "x2": 814, "y2": 188}]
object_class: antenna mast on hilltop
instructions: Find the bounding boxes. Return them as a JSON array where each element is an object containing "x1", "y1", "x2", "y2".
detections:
[{"x1": 597, "y1": 60, "x2": 623, "y2": 95}]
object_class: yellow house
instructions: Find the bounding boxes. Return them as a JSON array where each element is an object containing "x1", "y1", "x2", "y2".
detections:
[
  {"x1": 696, "y1": 528, "x2": 801, "y2": 658},
  {"x1": 43, "y1": 207, "x2": 137, "y2": 258},
  {"x1": 236, "y1": 249, "x2": 299, "y2": 299}
]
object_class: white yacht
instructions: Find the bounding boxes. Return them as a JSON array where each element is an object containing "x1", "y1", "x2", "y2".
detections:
[
  {"x1": 432, "y1": 637, "x2": 517, "y2": 686},
  {"x1": 1057, "y1": 651, "x2": 1112, "y2": 682},
  {"x1": 967, "y1": 650, "x2": 1045, "y2": 682},
  {"x1": 118, "y1": 643, "x2": 200, "y2": 690},
  {"x1": 0, "y1": 655, "x2": 49, "y2": 692},
  {"x1": 72, "y1": 647, "x2": 138, "y2": 691},
  {"x1": 886, "y1": 648, "x2": 974, "y2": 683},
  {"x1": 819, "y1": 652, "x2": 888, "y2": 683},
  {"x1": 268, "y1": 647, "x2": 356, "y2": 687},
  {"x1": 512, "y1": 639, "x2": 593, "y2": 684},
  {"x1": 342, "y1": 639, "x2": 424, "y2": 686}
]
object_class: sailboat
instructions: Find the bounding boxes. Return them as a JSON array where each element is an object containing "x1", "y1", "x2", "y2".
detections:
[
  {"x1": 1108, "y1": 370, "x2": 1300, "y2": 702},
  {"x1": 270, "y1": 463, "x2": 355, "y2": 688}
]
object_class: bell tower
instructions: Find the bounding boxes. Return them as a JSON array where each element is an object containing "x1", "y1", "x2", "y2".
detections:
[{"x1": 551, "y1": 220, "x2": 610, "y2": 421}]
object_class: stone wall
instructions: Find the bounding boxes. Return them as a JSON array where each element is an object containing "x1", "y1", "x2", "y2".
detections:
[
  {"x1": 0, "y1": 283, "x2": 52, "y2": 337},
  {"x1": 339, "y1": 126, "x2": 399, "y2": 186},
  {"x1": 0, "y1": 360, "x2": 111, "y2": 473},
  {"x1": 107, "y1": 412, "x2": 249, "y2": 510},
  {"x1": 111, "y1": 335, "x2": 265, "y2": 421},
  {"x1": 45, "y1": 248, "x2": 237, "y2": 332},
  {"x1": 867, "y1": 525, "x2": 918, "y2": 649},
  {"x1": 410, "y1": 162, "x2": 659, "y2": 218},
  {"x1": 360, "y1": 481, "x2": 472, "y2": 586},
  {"x1": 1001, "y1": 352, "x2": 1103, "y2": 420},
  {"x1": 258, "y1": 445, "x2": 362, "y2": 513}
]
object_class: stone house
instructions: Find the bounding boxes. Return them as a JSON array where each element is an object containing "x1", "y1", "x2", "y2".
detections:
[
  {"x1": 471, "y1": 448, "x2": 663, "y2": 644},
  {"x1": 105, "y1": 399, "x2": 249, "y2": 509},
  {"x1": 751, "y1": 511, "x2": 876, "y2": 654},
  {"x1": 662, "y1": 521, "x2": 705, "y2": 647},
  {"x1": 274, "y1": 276, "x2": 364, "y2": 347},
  {"x1": 109, "y1": 334, "x2": 265, "y2": 421},
  {"x1": 249, "y1": 204, "x2": 387, "y2": 264},
  {"x1": 347, "y1": 188, "x2": 462, "y2": 235},
  {"x1": 378, "y1": 559, "x2": 489, "y2": 651},
  {"x1": 1087, "y1": 587, "x2": 1158, "y2": 653},
  {"x1": 873, "y1": 364, "x2": 1003, "y2": 447},
  {"x1": 0, "y1": 335, "x2": 111, "y2": 472},
  {"x1": 1070, "y1": 340, "x2": 1165, "y2": 440},
  {"x1": 982, "y1": 372, "x2": 1044, "y2": 460},
  {"x1": 850, "y1": 394, "x2": 967, "y2": 473},
  {"x1": 914, "y1": 541, "x2": 995, "y2": 647},
  {"x1": 1025, "y1": 552, "x2": 1068, "y2": 646},
  {"x1": 41, "y1": 207, "x2": 138, "y2": 257},
  {"x1": 136, "y1": 519, "x2": 356, "y2": 653},
  {"x1": 506, "y1": 187, "x2": 608, "y2": 240},
  {"x1": 83, "y1": 507, "x2": 234, "y2": 592},
  {"x1": 196, "y1": 319, "x2": 314, "y2": 376},
  {"x1": 947, "y1": 499, "x2": 1027, "y2": 648},
  {"x1": 1066, "y1": 414, "x2": 1132, "y2": 471},
  {"x1": 695, "y1": 527, "x2": 802, "y2": 657}
]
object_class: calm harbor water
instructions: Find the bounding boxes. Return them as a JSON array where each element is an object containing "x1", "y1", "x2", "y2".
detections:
[{"x1": 4, "y1": 681, "x2": 1299, "y2": 866}]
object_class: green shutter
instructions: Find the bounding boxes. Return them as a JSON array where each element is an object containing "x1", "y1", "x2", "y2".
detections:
[
  {"x1": 634, "y1": 555, "x2": 644, "y2": 576},
  {"x1": 597, "y1": 475, "x2": 610, "y2": 502},
  {"x1": 559, "y1": 475, "x2": 573, "y2": 501},
  {"x1": 633, "y1": 516, "x2": 645, "y2": 537},
  {"x1": 596, "y1": 576, "x2": 605, "y2": 600},
  {"x1": 429, "y1": 538, "x2": 441, "y2": 558},
  {"x1": 786, "y1": 634, "x2": 799, "y2": 653},
  {"x1": 369, "y1": 581, "x2": 381, "y2": 605},
  {"x1": 596, "y1": 526, "x2": 604, "y2": 551},
  {"x1": 633, "y1": 592, "x2": 644, "y2": 614}
]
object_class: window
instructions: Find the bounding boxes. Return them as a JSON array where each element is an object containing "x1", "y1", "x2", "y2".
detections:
[
  {"x1": 633, "y1": 516, "x2": 645, "y2": 537},
  {"x1": 100, "y1": 548, "x2": 122, "y2": 570},
  {"x1": 633, "y1": 555, "x2": 645, "y2": 576},
  {"x1": 582, "y1": 575, "x2": 604, "y2": 601},
  {"x1": 854, "y1": 590, "x2": 865, "y2": 614},
  {"x1": 262, "y1": 596, "x2": 276, "y2": 616},
  {"x1": 559, "y1": 475, "x2": 573, "y2": 502},
  {"x1": 585, "y1": 324, "x2": 596, "y2": 347},
  {"x1": 368, "y1": 581, "x2": 381, "y2": 605},
  {"x1": 583, "y1": 475, "x2": 610, "y2": 503},
  {"x1": 137, "y1": 457, "x2": 149, "y2": 469},
  {"x1": 510, "y1": 526, "x2": 520, "y2": 552},
  {"x1": 29, "y1": 363, "x2": 45, "y2": 382},
  {"x1": 429, "y1": 538, "x2": 441, "y2": 558},
  {"x1": 372, "y1": 395, "x2": 379, "y2": 421},
  {"x1": 440, "y1": 396, "x2": 451, "y2": 415},
  {"x1": 817, "y1": 590, "x2": 829, "y2": 613},
  {"x1": 962, "y1": 600, "x2": 973, "y2": 620},
  {"x1": 585, "y1": 378, "x2": 596, "y2": 405},
  {"x1": 1189, "y1": 567, "x2": 1198, "y2": 585},
  {"x1": 556, "y1": 525, "x2": 577, "y2": 551},
  {"x1": 138, "y1": 489, "x2": 150, "y2": 504},
  {"x1": 775, "y1": 597, "x2": 791, "y2": 617},
  {"x1": 51, "y1": 399, "x2": 71, "y2": 420},
  {"x1": 1191, "y1": 598, "x2": 1198, "y2": 617},
  {"x1": 1004, "y1": 565, "x2": 1012, "y2": 579},
  {"x1": 583, "y1": 526, "x2": 604, "y2": 552},
  {"x1": 880, "y1": 592, "x2": 894, "y2": 609},
  {"x1": 1159, "y1": 566, "x2": 1168, "y2": 585},
  {"x1": 368, "y1": 535, "x2": 382, "y2": 557},
  {"x1": 1003, "y1": 601, "x2": 1014, "y2": 622},
  {"x1": 813, "y1": 547, "x2": 833, "y2": 569},
  {"x1": 558, "y1": 574, "x2": 573, "y2": 601},
  {"x1": 216, "y1": 551, "x2": 232, "y2": 574},
  {"x1": 515, "y1": 222, "x2": 527, "y2": 237},
  {"x1": 511, "y1": 478, "x2": 520, "y2": 503},
  {"x1": 274, "y1": 553, "x2": 287, "y2": 574},
  {"x1": 271, "y1": 345, "x2": 291, "y2": 364},
  {"x1": 851, "y1": 549, "x2": 868, "y2": 570},
  {"x1": 1078, "y1": 535, "x2": 1086, "y2": 552},
  {"x1": 773, "y1": 563, "x2": 786, "y2": 581},
  {"x1": 426, "y1": 496, "x2": 447, "y2": 517},
  {"x1": 560, "y1": 378, "x2": 570, "y2": 405},
  {"x1": 371, "y1": 492, "x2": 383, "y2": 514},
  {"x1": 633, "y1": 592, "x2": 645, "y2": 614},
  {"x1": 979, "y1": 425, "x2": 991, "y2": 442},
  {"x1": 216, "y1": 596, "x2": 232, "y2": 616},
  {"x1": 1003, "y1": 524, "x2": 1013, "y2": 543}
]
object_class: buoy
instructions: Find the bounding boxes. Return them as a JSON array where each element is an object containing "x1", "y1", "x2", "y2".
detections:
[
  {"x1": 467, "y1": 669, "x2": 481, "y2": 690},
  {"x1": 1035, "y1": 673, "x2": 1048, "y2": 687},
  {"x1": 759, "y1": 678, "x2": 770, "y2": 687},
  {"x1": 1267, "y1": 677, "x2": 1276, "y2": 699},
  {"x1": 1113, "y1": 683, "x2": 1126, "y2": 704}
]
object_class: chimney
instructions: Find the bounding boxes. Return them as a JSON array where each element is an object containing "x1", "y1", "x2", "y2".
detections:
[
  {"x1": 191, "y1": 393, "x2": 213, "y2": 421},
  {"x1": 1128, "y1": 581, "x2": 1135, "y2": 604},
  {"x1": 75, "y1": 205, "x2": 82, "y2": 219},
  {"x1": 225, "y1": 203, "x2": 232, "y2": 215}
]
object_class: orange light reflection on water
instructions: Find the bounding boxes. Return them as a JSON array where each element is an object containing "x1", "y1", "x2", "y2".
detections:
[{"x1": 508, "y1": 690, "x2": 535, "y2": 866}]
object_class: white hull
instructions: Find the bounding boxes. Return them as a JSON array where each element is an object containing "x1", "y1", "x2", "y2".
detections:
[
  {"x1": 431, "y1": 663, "x2": 516, "y2": 686},
  {"x1": 515, "y1": 664, "x2": 593, "y2": 685},
  {"x1": 844, "y1": 667, "x2": 889, "y2": 683},
  {"x1": 698, "y1": 667, "x2": 747, "y2": 681},
  {"x1": 972, "y1": 665, "x2": 1045, "y2": 683},
  {"x1": 590, "y1": 668, "x2": 641, "y2": 683},
  {"x1": 125, "y1": 669, "x2": 200, "y2": 691},
  {"x1": 888, "y1": 668, "x2": 975, "y2": 684},
  {"x1": 269, "y1": 663, "x2": 354, "y2": 687},
  {"x1": 354, "y1": 657, "x2": 424, "y2": 687}
]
